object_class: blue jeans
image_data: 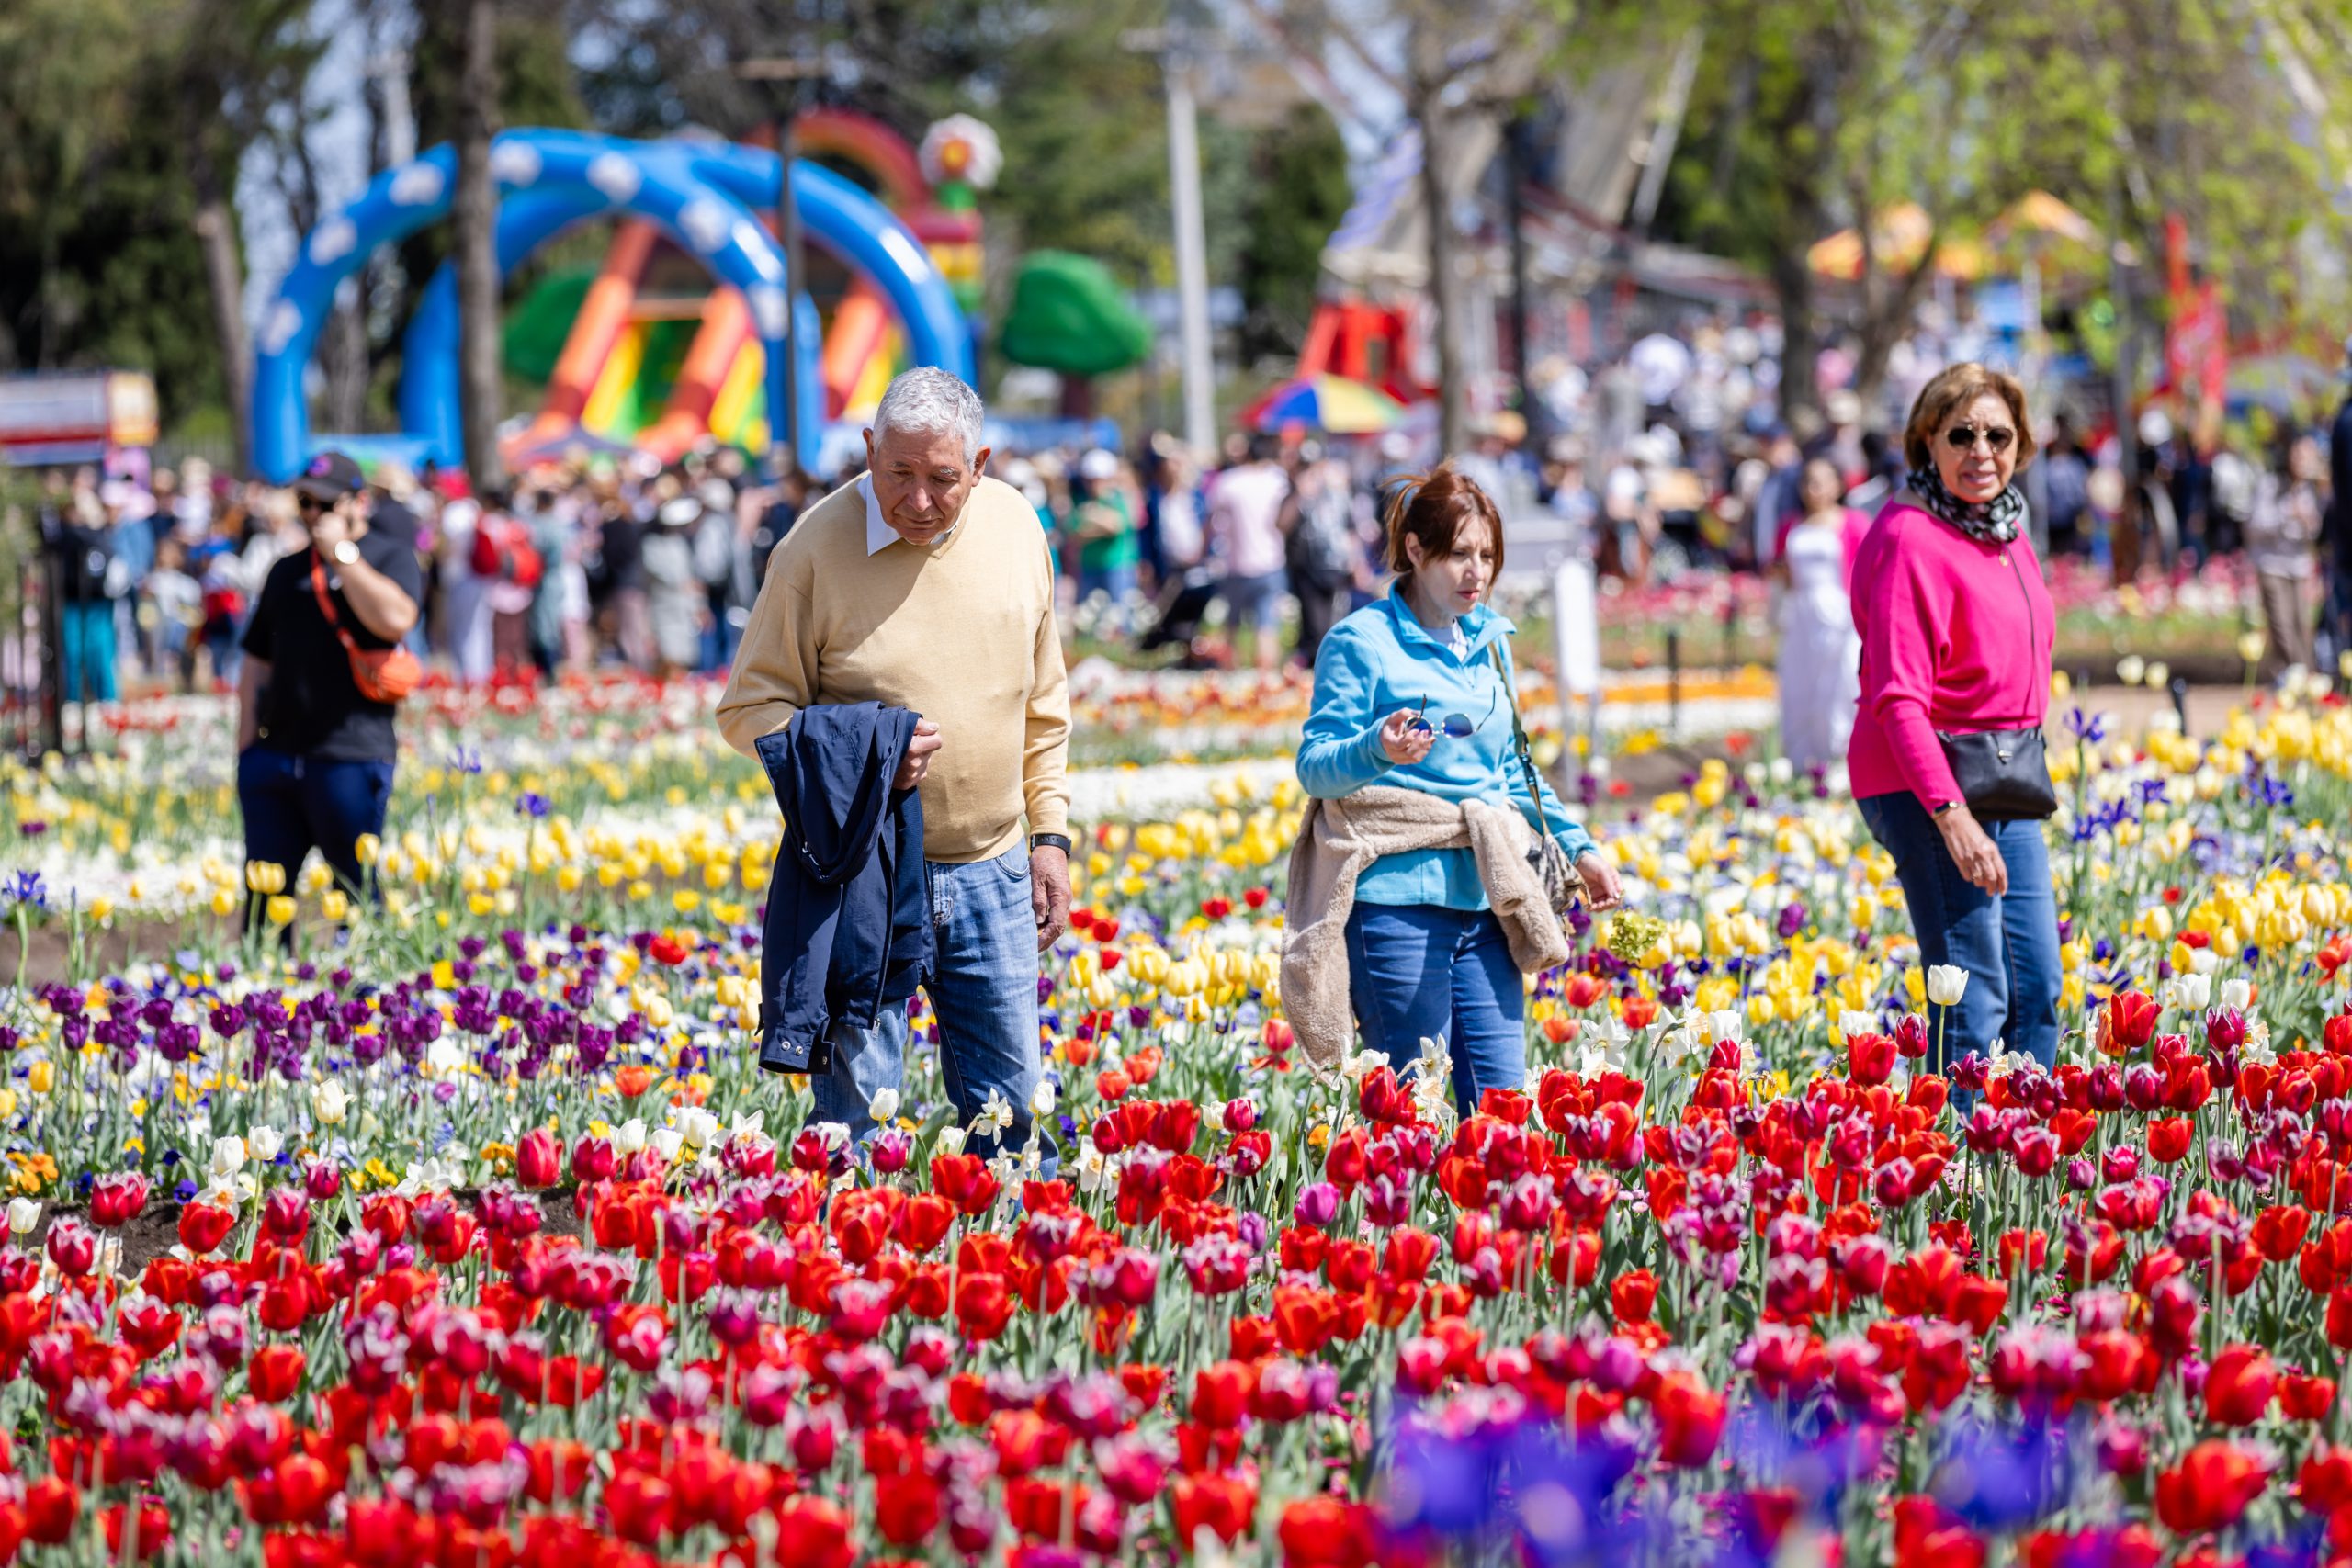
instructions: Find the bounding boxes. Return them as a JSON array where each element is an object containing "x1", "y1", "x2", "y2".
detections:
[
  {"x1": 815, "y1": 845, "x2": 1050, "y2": 1170},
  {"x1": 1345, "y1": 902, "x2": 1525, "y2": 1114},
  {"x1": 59, "y1": 601, "x2": 119, "y2": 704},
  {"x1": 1857, "y1": 791, "x2": 2062, "y2": 1071},
  {"x1": 237, "y1": 748, "x2": 395, "y2": 925}
]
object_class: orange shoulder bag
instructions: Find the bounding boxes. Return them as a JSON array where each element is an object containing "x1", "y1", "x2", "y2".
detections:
[{"x1": 310, "y1": 549, "x2": 422, "y2": 704}]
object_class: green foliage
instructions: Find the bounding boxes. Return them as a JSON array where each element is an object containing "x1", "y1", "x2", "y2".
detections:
[
  {"x1": 1235, "y1": 103, "x2": 1352, "y2": 366},
  {"x1": 999, "y1": 252, "x2": 1154, "y2": 376}
]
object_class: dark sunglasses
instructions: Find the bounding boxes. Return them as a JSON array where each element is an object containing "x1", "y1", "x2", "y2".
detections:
[
  {"x1": 1409, "y1": 687, "x2": 1498, "y2": 740},
  {"x1": 1944, "y1": 423, "x2": 2016, "y2": 453},
  {"x1": 296, "y1": 493, "x2": 327, "y2": 512}
]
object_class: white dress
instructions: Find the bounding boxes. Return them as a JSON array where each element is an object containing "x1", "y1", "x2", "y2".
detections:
[{"x1": 1777, "y1": 520, "x2": 1860, "y2": 772}]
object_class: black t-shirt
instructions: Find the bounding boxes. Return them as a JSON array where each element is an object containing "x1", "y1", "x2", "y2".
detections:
[{"x1": 241, "y1": 530, "x2": 423, "y2": 761}]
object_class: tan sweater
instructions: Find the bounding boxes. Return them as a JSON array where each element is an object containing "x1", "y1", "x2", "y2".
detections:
[
  {"x1": 1281, "y1": 786, "x2": 1568, "y2": 1073},
  {"x1": 717, "y1": 472, "x2": 1070, "y2": 863}
]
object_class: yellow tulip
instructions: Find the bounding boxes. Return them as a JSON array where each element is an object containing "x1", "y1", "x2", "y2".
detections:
[
  {"x1": 265, "y1": 896, "x2": 297, "y2": 926},
  {"x1": 320, "y1": 889, "x2": 350, "y2": 923},
  {"x1": 27, "y1": 1061, "x2": 53, "y2": 1096}
]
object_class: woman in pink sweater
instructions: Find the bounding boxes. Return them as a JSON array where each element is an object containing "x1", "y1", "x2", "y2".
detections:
[{"x1": 1849, "y1": 363, "x2": 2061, "y2": 1074}]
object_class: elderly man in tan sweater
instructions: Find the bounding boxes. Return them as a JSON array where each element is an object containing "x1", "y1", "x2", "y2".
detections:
[{"x1": 719, "y1": 367, "x2": 1071, "y2": 1163}]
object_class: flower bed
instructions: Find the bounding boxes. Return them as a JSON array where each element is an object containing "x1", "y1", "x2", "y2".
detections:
[{"x1": 0, "y1": 685, "x2": 2347, "y2": 1563}]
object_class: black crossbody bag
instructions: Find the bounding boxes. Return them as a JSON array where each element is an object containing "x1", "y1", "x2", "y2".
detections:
[{"x1": 1933, "y1": 542, "x2": 2057, "y2": 821}]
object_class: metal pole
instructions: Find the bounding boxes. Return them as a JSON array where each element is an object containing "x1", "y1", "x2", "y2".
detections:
[
  {"x1": 1503, "y1": 113, "x2": 1532, "y2": 430},
  {"x1": 2108, "y1": 176, "x2": 2137, "y2": 512},
  {"x1": 1165, "y1": 47, "x2": 1216, "y2": 456},
  {"x1": 774, "y1": 102, "x2": 804, "y2": 478}
]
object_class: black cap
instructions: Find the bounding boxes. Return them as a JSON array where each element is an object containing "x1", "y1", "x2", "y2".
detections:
[{"x1": 292, "y1": 450, "x2": 366, "y2": 501}]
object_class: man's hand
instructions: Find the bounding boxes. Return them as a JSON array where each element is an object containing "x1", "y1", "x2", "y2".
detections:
[
  {"x1": 308, "y1": 504, "x2": 353, "y2": 551},
  {"x1": 1031, "y1": 844, "x2": 1072, "y2": 952},
  {"x1": 893, "y1": 719, "x2": 942, "y2": 791},
  {"x1": 1575, "y1": 851, "x2": 1623, "y2": 912},
  {"x1": 1935, "y1": 803, "x2": 2009, "y2": 896}
]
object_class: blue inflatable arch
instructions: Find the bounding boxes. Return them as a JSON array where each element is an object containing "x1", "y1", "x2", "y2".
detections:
[{"x1": 252, "y1": 129, "x2": 973, "y2": 480}]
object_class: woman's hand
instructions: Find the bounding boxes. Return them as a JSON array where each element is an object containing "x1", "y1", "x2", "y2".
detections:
[
  {"x1": 1935, "y1": 803, "x2": 2008, "y2": 896},
  {"x1": 1377, "y1": 710, "x2": 1436, "y2": 766},
  {"x1": 1576, "y1": 852, "x2": 1623, "y2": 912}
]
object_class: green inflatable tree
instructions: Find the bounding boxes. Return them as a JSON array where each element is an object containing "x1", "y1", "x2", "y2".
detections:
[{"x1": 998, "y1": 251, "x2": 1152, "y2": 378}]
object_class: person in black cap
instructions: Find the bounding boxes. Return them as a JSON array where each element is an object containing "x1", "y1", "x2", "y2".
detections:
[{"x1": 236, "y1": 451, "x2": 423, "y2": 920}]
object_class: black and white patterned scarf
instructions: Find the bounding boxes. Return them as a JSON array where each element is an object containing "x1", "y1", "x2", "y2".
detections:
[{"x1": 1906, "y1": 465, "x2": 2026, "y2": 545}]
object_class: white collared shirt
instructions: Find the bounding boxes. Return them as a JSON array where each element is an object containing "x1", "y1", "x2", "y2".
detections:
[{"x1": 860, "y1": 473, "x2": 959, "y2": 555}]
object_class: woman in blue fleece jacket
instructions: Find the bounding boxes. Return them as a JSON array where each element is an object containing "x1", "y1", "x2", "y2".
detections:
[{"x1": 1296, "y1": 465, "x2": 1621, "y2": 1109}]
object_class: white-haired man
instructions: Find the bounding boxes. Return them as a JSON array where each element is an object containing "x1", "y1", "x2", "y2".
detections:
[{"x1": 719, "y1": 367, "x2": 1071, "y2": 1162}]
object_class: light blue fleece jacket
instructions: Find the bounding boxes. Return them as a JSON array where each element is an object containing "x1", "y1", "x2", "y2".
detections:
[{"x1": 1295, "y1": 584, "x2": 1596, "y2": 911}]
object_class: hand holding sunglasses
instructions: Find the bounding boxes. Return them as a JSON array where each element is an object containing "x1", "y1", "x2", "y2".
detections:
[{"x1": 1377, "y1": 709, "x2": 1438, "y2": 765}]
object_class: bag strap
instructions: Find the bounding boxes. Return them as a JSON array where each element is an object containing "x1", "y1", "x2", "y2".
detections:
[
  {"x1": 308, "y1": 550, "x2": 368, "y2": 663},
  {"x1": 1488, "y1": 641, "x2": 1553, "y2": 833}
]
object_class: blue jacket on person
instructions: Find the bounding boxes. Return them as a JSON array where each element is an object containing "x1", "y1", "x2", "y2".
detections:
[
  {"x1": 1296, "y1": 583, "x2": 1596, "y2": 911},
  {"x1": 755, "y1": 702, "x2": 932, "y2": 1074}
]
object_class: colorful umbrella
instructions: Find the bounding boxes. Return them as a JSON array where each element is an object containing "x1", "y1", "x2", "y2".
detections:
[{"x1": 1244, "y1": 374, "x2": 1407, "y2": 434}]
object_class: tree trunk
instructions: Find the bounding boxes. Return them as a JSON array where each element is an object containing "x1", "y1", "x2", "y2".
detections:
[
  {"x1": 1417, "y1": 94, "x2": 1468, "y2": 459},
  {"x1": 189, "y1": 179, "x2": 254, "y2": 477},
  {"x1": 453, "y1": 0, "x2": 504, "y2": 488},
  {"x1": 1768, "y1": 243, "x2": 1820, "y2": 427}
]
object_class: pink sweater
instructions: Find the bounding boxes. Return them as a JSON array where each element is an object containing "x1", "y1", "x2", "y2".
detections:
[{"x1": 1846, "y1": 499, "x2": 2054, "y2": 808}]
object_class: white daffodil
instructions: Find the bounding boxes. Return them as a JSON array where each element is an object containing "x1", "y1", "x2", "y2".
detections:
[
  {"x1": 1926, "y1": 965, "x2": 1969, "y2": 1006},
  {"x1": 209, "y1": 1135, "x2": 247, "y2": 1181},
  {"x1": 1340, "y1": 1049, "x2": 1387, "y2": 1084},
  {"x1": 729, "y1": 1109, "x2": 766, "y2": 1140},
  {"x1": 867, "y1": 1088, "x2": 900, "y2": 1125},
  {"x1": 978, "y1": 1089, "x2": 1014, "y2": 1135}
]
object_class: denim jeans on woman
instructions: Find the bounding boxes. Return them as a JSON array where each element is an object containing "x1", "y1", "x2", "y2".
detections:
[
  {"x1": 813, "y1": 844, "x2": 1052, "y2": 1173},
  {"x1": 1345, "y1": 902, "x2": 1524, "y2": 1115},
  {"x1": 1857, "y1": 791, "x2": 2062, "y2": 1072}
]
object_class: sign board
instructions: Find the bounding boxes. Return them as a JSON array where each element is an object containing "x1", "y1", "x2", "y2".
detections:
[
  {"x1": 1552, "y1": 555, "x2": 1601, "y2": 699},
  {"x1": 0, "y1": 371, "x2": 159, "y2": 466}
]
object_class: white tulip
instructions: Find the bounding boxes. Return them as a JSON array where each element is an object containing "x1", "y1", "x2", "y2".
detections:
[
  {"x1": 209, "y1": 1135, "x2": 247, "y2": 1181},
  {"x1": 867, "y1": 1088, "x2": 901, "y2": 1125},
  {"x1": 811, "y1": 1121, "x2": 850, "y2": 1152},
  {"x1": 678, "y1": 1107, "x2": 720, "y2": 1150},
  {"x1": 1838, "y1": 1010, "x2": 1877, "y2": 1039},
  {"x1": 2188, "y1": 949, "x2": 2219, "y2": 976},
  {"x1": 310, "y1": 1081, "x2": 349, "y2": 1126},
  {"x1": 1029, "y1": 1079, "x2": 1058, "y2": 1119},
  {"x1": 247, "y1": 1125, "x2": 283, "y2": 1164},
  {"x1": 649, "y1": 1127, "x2": 685, "y2": 1163},
  {"x1": 1926, "y1": 965, "x2": 1969, "y2": 1006},
  {"x1": 6, "y1": 1199, "x2": 39, "y2": 1237},
  {"x1": 2221, "y1": 977, "x2": 2254, "y2": 1011},
  {"x1": 614, "y1": 1117, "x2": 647, "y2": 1156},
  {"x1": 934, "y1": 1124, "x2": 967, "y2": 1158},
  {"x1": 2175, "y1": 972, "x2": 2212, "y2": 1010}
]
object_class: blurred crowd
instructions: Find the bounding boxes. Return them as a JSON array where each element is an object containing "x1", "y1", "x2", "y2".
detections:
[{"x1": 28, "y1": 306, "x2": 2352, "y2": 705}]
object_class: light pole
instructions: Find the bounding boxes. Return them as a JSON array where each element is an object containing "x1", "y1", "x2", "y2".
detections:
[
  {"x1": 1125, "y1": 18, "x2": 1216, "y2": 457},
  {"x1": 735, "y1": 56, "x2": 831, "y2": 479}
]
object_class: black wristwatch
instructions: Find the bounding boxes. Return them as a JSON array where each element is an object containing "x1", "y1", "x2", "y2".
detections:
[
  {"x1": 1931, "y1": 800, "x2": 1961, "y2": 818},
  {"x1": 1030, "y1": 833, "x2": 1073, "y2": 856}
]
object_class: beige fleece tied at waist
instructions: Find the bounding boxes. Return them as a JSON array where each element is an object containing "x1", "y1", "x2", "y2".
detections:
[{"x1": 1280, "y1": 785, "x2": 1570, "y2": 1074}]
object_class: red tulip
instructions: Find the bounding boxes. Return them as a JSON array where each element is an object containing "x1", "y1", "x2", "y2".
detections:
[
  {"x1": 89, "y1": 1172, "x2": 149, "y2": 1229},
  {"x1": 24, "y1": 1477, "x2": 77, "y2": 1545},
  {"x1": 1192, "y1": 1360, "x2": 1254, "y2": 1428},
  {"x1": 2103, "y1": 989, "x2": 2161, "y2": 1055},
  {"x1": 1170, "y1": 1472, "x2": 1256, "y2": 1548},
  {"x1": 2147, "y1": 1118, "x2": 2193, "y2": 1164},
  {"x1": 2154, "y1": 1439, "x2": 2269, "y2": 1535},
  {"x1": 177, "y1": 1201, "x2": 234, "y2": 1257},
  {"x1": 44, "y1": 1216, "x2": 96, "y2": 1278},
  {"x1": 1279, "y1": 1496, "x2": 1378, "y2": 1568},
  {"x1": 932, "y1": 1153, "x2": 1001, "y2": 1216},
  {"x1": 514, "y1": 1127, "x2": 560, "y2": 1189},
  {"x1": 2282, "y1": 1371, "x2": 2337, "y2": 1422},
  {"x1": 249, "y1": 1344, "x2": 305, "y2": 1402},
  {"x1": 1654, "y1": 1372, "x2": 1727, "y2": 1466},
  {"x1": 604, "y1": 1469, "x2": 672, "y2": 1545},
  {"x1": 1847, "y1": 1032, "x2": 1895, "y2": 1087},
  {"x1": 2204, "y1": 1345, "x2": 2276, "y2": 1426},
  {"x1": 772, "y1": 1495, "x2": 855, "y2": 1568}
]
